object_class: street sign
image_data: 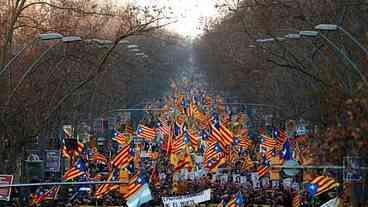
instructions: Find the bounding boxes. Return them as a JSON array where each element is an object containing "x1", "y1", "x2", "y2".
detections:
[
  {"x1": 45, "y1": 150, "x2": 60, "y2": 172},
  {"x1": 0, "y1": 175, "x2": 13, "y2": 201}
]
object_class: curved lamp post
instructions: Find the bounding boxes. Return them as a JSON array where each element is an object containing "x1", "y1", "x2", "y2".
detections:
[
  {"x1": 87, "y1": 39, "x2": 113, "y2": 48},
  {"x1": 6, "y1": 35, "x2": 82, "y2": 106},
  {"x1": 315, "y1": 24, "x2": 368, "y2": 56},
  {"x1": 284, "y1": 33, "x2": 301, "y2": 39},
  {"x1": 257, "y1": 30, "x2": 368, "y2": 88},
  {"x1": 62, "y1": 36, "x2": 82, "y2": 43},
  {"x1": 0, "y1": 32, "x2": 64, "y2": 76},
  {"x1": 129, "y1": 48, "x2": 141, "y2": 52},
  {"x1": 127, "y1": 44, "x2": 139, "y2": 49},
  {"x1": 299, "y1": 30, "x2": 368, "y2": 86},
  {"x1": 255, "y1": 34, "x2": 331, "y2": 87}
]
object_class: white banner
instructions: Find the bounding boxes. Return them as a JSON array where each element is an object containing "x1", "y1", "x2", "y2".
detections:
[
  {"x1": 162, "y1": 189, "x2": 211, "y2": 207},
  {"x1": 320, "y1": 197, "x2": 340, "y2": 207}
]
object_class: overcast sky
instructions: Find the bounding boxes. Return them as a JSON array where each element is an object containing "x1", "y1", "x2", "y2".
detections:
[{"x1": 132, "y1": 0, "x2": 220, "y2": 37}]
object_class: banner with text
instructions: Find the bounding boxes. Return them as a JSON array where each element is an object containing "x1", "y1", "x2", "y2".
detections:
[{"x1": 162, "y1": 189, "x2": 211, "y2": 207}]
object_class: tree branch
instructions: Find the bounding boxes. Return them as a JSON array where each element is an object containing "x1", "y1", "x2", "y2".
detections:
[
  {"x1": 266, "y1": 58, "x2": 329, "y2": 87},
  {"x1": 21, "y1": 1, "x2": 116, "y2": 17}
]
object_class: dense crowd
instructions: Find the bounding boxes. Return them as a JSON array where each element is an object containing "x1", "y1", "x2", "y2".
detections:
[
  {"x1": 0, "y1": 82, "x2": 345, "y2": 207},
  {"x1": 3, "y1": 179, "x2": 296, "y2": 207},
  {"x1": 151, "y1": 179, "x2": 295, "y2": 206}
]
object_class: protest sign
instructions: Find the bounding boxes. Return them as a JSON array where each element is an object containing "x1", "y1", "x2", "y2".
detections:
[
  {"x1": 0, "y1": 175, "x2": 13, "y2": 201},
  {"x1": 251, "y1": 173, "x2": 260, "y2": 189},
  {"x1": 162, "y1": 189, "x2": 211, "y2": 207},
  {"x1": 271, "y1": 180, "x2": 280, "y2": 189},
  {"x1": 233, "y1": 174, "x2": 241, "y2": 184},
  {"x1": 261, "y1": 177, "x2": 270, "y2": 188},
  {"x1": 241, "y1": 176, "x2": 247, "y2": 184}
]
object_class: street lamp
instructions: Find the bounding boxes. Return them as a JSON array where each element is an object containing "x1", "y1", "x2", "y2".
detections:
[
  {"x1": 127, "y1": 44, "x2": 139, "y2": 49},
  {"x1": 256, "y1": 37, "x2": 285, "y2": 43},
  {"x1": 86, "y1": 38, "x2": 130, "y2": 47},
  {"x1": 299, "y1": 30, "x2": 319, "y2": 37},
  {"x1": 6, "y1": 35, "x2": 82, "y2": 106},
  {"x1": 285, "y1": 33, "x2": 301, "y2": 39},
  {"x1": 62, "y1": 36, "x2": 82, "y2": 43},
  {"x1": 135, "y1": 52, "x2": 145, "y2": 56},
  {"x1": 254, "y1": 33, "x2": 337, "y2": 88},
  {"x1": 39, "y1": 33, "x2": 64, "y2": 41},
  {"x1": 315, "y1": 24, "x2": 338, "y2": 31},
  {"x1": 86, "y1": 39, "x2": 113, "y2": 48},
  {"x1": 135, "y1": 53, "x2": 149, "y2": 58},
  {"x1": 119, "y1": 40, "x2": 130, "y2": 44},
  {"x1": 88, "y1": 38, "x2": 112, "y2": 45},
  {"x1": 130, "y1": 48, "x2": 141, "y2": 52},
  {"x1": 256, "y1": 31, "x2": 364, "y2": 88},
  {"x1": 0, "y1": 32, "x2": 64, "y2": 76},
  {"x1": 315, "y1": 24, "x2": 368, "y2": 56},
  {"x1": 256, "y1": 38, "x2": 275, "y2": 43},
  {"x1": 299, "y1": 30, "x2": 368, "y2": 86}
]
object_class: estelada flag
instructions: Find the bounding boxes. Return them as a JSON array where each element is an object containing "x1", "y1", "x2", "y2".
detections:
[{"x1": 270, "y1": 156, "x2": 283, "y2": 180}]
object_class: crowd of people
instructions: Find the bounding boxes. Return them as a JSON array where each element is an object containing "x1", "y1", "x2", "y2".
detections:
[
  {"x1": 0, "y1": 81, "x2": 344, "y2": 207},
  {"x1": 151, "y1": 178, "x2": 296, "y2": 206},
  {"x1": 4, "y1": 177, "x2": 297, "y2": 207}
]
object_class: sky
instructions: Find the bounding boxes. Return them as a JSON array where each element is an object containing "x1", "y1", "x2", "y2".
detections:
[{"x1": 132, "y1": 0, "x2": 220, "y2": 37}]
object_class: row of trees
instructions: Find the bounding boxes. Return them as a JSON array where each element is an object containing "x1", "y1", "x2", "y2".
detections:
[
  {"x1": 195, "y1": 0, "x2": 368, "y2": 165},
  {"x1": 0, "y1": 0, "x2": 188, "y2": 173}
]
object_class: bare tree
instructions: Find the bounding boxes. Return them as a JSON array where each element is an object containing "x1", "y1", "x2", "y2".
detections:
[
  {"x1": 195, "y1": 0, "x2": 368, "y2": 168},
  {"x1": 0, "y1": 0, "x2": 173, "y2": 173}
]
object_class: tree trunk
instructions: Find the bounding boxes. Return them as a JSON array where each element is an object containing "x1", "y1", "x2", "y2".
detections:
[{"x1": 0, "y1": 0, "x2": 26, "y2": 70}]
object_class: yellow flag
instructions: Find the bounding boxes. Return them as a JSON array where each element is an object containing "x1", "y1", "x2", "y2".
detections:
[
  {"x1": 170, "y1": 153, "x2": 178, "y2": 166},
  {"x1": 119, "y1": 167, "x2": 129, "y2": 195}
]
